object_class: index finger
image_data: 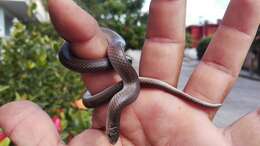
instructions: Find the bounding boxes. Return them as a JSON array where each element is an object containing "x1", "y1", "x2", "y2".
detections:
[{"x1": 48, "y1": 0, "x2": 120, "y2": 94}]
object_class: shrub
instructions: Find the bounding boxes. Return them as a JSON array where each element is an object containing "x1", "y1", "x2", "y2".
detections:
[
  {"x1": 185, "y1": 32, "x2": 192, "y2": 48},
  {"x1": 0, "y1": 20, "x2": 91, "y2": 142},
  {"x1": 196, "y1": 37, "x2": 212, "y2": 60}
]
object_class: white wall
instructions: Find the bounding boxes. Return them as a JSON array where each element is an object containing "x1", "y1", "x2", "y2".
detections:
[
  {"x1": 0, "y1": 0, "x2": 49, "y2": 37},
  {"x1": 0, "y1": 7, "x2": 5, "y2": 37},
  {"x1": 33, "y1": 0, "x2": 49, "y2": 22}
]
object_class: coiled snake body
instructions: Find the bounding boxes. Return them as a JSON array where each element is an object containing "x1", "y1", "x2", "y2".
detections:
[{"x1": 59, "y1": 28, "x2": 222, "y2": 144}]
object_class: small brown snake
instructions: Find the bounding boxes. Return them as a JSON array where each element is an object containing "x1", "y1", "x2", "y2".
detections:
[{"x1": 58, "y1": 28, "x2": 222, "y2": 144}]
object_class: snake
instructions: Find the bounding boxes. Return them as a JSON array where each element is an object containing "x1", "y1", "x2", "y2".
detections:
[{"x1": 58, "y1": 28, "x2": 222, "y2": 144}]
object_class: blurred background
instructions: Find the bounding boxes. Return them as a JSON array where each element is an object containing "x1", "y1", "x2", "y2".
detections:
[{"x1": 0, "y1": 0, "x2": 259, "y2": 145}]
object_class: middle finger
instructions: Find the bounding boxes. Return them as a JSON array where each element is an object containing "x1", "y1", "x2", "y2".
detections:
[{"x1": 140, "y1": 0, "x2": 187, "y2": 86}]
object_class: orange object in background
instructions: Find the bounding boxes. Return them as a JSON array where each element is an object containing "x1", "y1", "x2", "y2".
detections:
[
  {"x1": 74, "y1": 99, "x2": 87, "y2": 110},
  {"x1": 186, "y1": 20, "x2": 221, "y2": 48}
]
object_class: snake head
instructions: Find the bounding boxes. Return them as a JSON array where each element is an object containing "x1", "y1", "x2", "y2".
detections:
[
  {"x1": 110, "y1": 38, "x2": 126, "y2": 51},
  {"x1": 101, "y1": 27, "x2": 126, "y2": 49},
  {"x1": 107, "y1": 126, "x2": 120, "y2": 145}
]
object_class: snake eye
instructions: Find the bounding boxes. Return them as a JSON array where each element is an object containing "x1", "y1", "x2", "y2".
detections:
[{"x1": 126, "y1": 55, "x2": 133, "y2": 64}]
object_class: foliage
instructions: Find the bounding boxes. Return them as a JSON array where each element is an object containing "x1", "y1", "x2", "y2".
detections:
[
  {"x1": 42, "y1": 0, "x2": 48, "y2": 9},
  {"x1": 196, "y1": 37, "x2": 212, "y2": 60},
  {"x1": 0, "y1": 138, "x2": 10, "y2": 146},
  {"x1": 185, "y1": 32, "x2": 192, "y2": 48},
  {"x1": 74, "y1": 0, "x2": 147, "y2": 50},
  {"x1": 0, "y1": 0, "x2": 148, "y2": 143},
  {"x1": 251, "y1": 26, "x2": 260, "y2": 53},
  {"x1": 250, "y1": 25, "x2": 260, "y2": 74},
  {"x1": 0, "y1": 20, "x2": 91, "y2": 142}
]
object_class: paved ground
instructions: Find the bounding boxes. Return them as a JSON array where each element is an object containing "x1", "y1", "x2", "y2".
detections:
[{"x1": 127, "y1": 50, "x2": 260, "y2": 128}]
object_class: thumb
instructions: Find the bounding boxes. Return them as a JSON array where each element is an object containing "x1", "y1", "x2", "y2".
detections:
[{"x1": 0, "y1": 101, "x2": 64, "y2": 146}]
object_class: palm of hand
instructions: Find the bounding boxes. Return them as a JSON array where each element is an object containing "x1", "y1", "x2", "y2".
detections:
[{"x1": 87, "y1": 90, "x2": 259, "y2": 146}]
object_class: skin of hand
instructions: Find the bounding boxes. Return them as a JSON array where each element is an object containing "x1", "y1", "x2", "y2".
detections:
[{"x1": 1, "y1": 0, "x2": 260, "y2": 146}]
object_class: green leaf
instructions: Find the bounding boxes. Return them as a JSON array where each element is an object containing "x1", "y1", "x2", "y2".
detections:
[
  {"x1": 0, "y1": 86, "x2": 9, "y2": 93},
  {"x1": 27, "y1": 2, "x2": 37, "y2": 18},
  {"x1": 0, "y1": 138, "x2": 10, "y2": 146},
  {"x1": 15, "y1": 92, "x2": 21, "y2": 100},
  {"x1": 26, "y1": 61, "x2": 36, "y2": 69},
  {"x1": 39, "y1": 52, "x2": 47, "y2": 65}
]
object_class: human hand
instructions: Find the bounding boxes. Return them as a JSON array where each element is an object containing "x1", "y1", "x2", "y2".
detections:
[{"x1": 1, "y1": 0, "x2": 260, "y2": 145}]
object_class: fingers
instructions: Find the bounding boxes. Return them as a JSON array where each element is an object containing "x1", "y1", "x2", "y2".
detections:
[
  {"x1": 48, "y1": 0, "x2": 119, "y2": 94},
  {"x1": 224, "y1": 108, "x2": 260, "y2": 146},
  {"x1": 184, "y1": 0, "x2": 260, "y2": 112},
  {"x1": 140, "y1": 0, "x2": 186, "y2": 86},
  {"x1": 0, "y1": 101, "x2": 64, "y2": 146}
]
